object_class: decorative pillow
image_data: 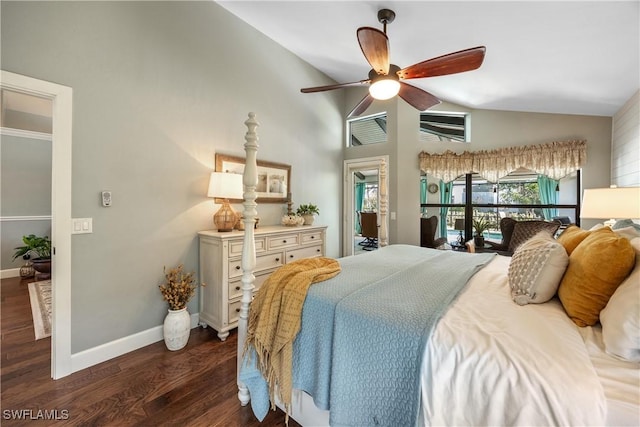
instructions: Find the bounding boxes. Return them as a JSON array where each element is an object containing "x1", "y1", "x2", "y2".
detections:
[
  {"x1": 612, "y1": 226, "x2": 640, "y2": 241},
  {"x1": 508, "y1": 231, "x2": 569, "y2": 305},
  {"x1": 557, "y1": 228, "x2": 636, "y2": 326},
  {"x1": 556, "y1": 225, "x2": 611, "y2": 255},
  {"x1": 508, "y1": 221, "x2": 560, "y2": 253},
  {"x1": 612, "y1": 219, "x2": 640, "y2": 233},
  {"x1": 600, "y1": 237, "x2": 640, "y2": 362}
]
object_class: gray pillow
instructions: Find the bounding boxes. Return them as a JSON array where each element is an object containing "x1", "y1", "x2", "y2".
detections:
[
  {"x1": 508, "y1": 231, "x2": 569, "y2": 305},
  {"x1": 612, "y1": 219, "x2": 640, "y2": 232}
]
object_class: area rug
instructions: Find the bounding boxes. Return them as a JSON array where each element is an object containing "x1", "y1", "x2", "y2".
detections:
[{"x1": 28, "y1": 280, "x2": 51, "y2": 340}]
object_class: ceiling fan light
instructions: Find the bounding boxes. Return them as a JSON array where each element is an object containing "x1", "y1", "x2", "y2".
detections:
[{"x1": 369, "y1": 79, "x2": 400, "y2": 100}]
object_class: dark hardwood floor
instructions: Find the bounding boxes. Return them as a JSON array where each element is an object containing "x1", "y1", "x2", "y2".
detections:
[{"x1": 1, "y1": 276, "x2": 299, "y2": 426}]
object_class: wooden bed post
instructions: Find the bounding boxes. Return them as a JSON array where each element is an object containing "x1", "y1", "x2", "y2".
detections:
[{"x1": 237, "y1": 112, "x2": 259, "y2": 406}]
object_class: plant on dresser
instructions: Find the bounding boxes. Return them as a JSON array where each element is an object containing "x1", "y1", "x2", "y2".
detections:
[{"x1": 198, "y1": 224, "x2": 327, "y2": 341}]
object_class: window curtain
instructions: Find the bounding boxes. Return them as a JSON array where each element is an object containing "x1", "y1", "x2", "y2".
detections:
[
  {"x1": 537, "y1": 175, "x2": 559, "y2": 220},
  {"x1": 439, "y1": 180, "x2": 453, "y2": 238},
  {"x1": 420, "y1": 178, "x2": 427, "y2": 216},
  {"x1": 419, "y1": 140, "x2": 586, "y2": 183},
  {"x1": 355, "y1": 182, "x2": 365, "y2": 233}
]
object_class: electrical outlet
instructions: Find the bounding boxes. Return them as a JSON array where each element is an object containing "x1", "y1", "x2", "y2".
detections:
[{"x1": 101, "y1": 191, "x2": 112, "y2": 207}]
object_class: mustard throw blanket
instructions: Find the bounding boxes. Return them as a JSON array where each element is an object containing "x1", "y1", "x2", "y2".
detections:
[{"x1": 244, "y1": 256, "x2": 341, "y2": 416}]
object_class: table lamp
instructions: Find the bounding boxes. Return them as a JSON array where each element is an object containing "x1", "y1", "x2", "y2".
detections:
[
  {"x1": 207, "y1": 172, "x2": 244, "y2": 232},
  {"x1": 581, "y1": 186, "x2": 640, "y2": 227}
]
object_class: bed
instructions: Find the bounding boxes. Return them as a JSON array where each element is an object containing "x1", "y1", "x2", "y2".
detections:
[{"x1": 234, "y1": 113, "x2": 640, "y2": 426}]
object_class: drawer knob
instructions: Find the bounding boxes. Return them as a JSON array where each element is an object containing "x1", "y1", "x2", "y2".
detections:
[
  {"x1": 235, "y1": 266, "x2": 241, "y2": 270},
  {"x1": 235, "y1": 308, "x2": 240, "y2": 313},
  {"x1": 310, "y1": 235, "x2": 315, "y2": 239},
  {"x1": 283, "y1": 240, "x2": 287, "y2": 243},
  {"x1": 275, "y1": 257, "x2": 280, "y2": 262},
  {"x1": 316, "y1": 249, "x2": 321, "y2": 252},
  {"x1": 289, "y1": 254, "x2": 294, "y2": 258},
  {"x1": 235, "y1": 286, "x2": 240, "y2": 291}
]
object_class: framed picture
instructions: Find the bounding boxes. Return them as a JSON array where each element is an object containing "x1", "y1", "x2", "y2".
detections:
[{"x1": 215, "y1": 153, "x2": 291, "y2": 203}]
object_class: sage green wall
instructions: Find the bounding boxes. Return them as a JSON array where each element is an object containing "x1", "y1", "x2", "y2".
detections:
[
  {"x1": 344, "y1": 89, "x2": 613, "y2": 245},
  {"x1": 1, "y1": 1, "x2": 344, "y2": 353}
]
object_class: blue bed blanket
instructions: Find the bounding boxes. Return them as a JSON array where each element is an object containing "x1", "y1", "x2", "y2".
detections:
[{"x1": 241, "y1": 244, "x2": 496, "y2": 426}]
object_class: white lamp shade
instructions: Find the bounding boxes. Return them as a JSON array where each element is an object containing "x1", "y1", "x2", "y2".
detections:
[
  {"x1": 581, "y1": 187, "x2": 640, "y2": 219},
  {"x1": 207, "y1": 172, "x2": 243, "y2": 200},
  {"x1": 369, "y1": 79, "x2": 400, "y2": 100}
]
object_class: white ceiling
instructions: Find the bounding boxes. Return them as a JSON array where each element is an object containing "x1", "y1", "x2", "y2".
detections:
[{"x1": 218, "y1": 0, "x2": 639, "y2": 117}]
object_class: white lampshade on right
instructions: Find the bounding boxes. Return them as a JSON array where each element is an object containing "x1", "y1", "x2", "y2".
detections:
[{"x1": 581, "y1": 187, "x2": 640, "y2": 227}]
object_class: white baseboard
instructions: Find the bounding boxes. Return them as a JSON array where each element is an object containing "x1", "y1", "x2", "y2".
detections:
[
  {"x1": 70, "y1": 313, "x2": 201, "y2": 374},
  {"x1": 1, "y1": 268, "x2": 20, "y2": 279}
]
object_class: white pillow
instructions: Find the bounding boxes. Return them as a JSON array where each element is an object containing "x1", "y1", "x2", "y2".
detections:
[
  {"x1": 508, "y1": 231, "x2": 569, "y2": 305},
  {"x1": 613, "y1": 226, "x2": 640, "y2": 241},
  {"x1": 600, "y1": 237, "x2": 640, "y2": 362}
]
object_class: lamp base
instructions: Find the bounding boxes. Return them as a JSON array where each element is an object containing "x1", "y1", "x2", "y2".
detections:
[{"x1": 214, "y1": 199, "x2": 237, "y2": 232}]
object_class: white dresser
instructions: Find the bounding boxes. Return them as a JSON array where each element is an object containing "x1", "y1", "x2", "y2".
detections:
[{"x1": 198, "y1": 224, "x2": 327, "y2": 340}]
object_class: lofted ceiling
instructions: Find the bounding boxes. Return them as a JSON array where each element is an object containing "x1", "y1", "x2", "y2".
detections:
[{"x1": 217, "y1": 1, "x2": 639, "y2": 117}]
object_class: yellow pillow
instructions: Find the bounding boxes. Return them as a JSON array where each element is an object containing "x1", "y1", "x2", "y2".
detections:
[
  {"x1": 556, "y1": 225, "x2": 607, "y2": 255},
  {"x1": 558, "y1": 228, "x2": 636, "y2": 326}
]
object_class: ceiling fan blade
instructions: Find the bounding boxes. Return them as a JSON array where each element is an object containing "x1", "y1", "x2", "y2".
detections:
[
  {"x1": 398, "y1": 46, "x2": 486, "y2": 80},
  {"x1": 357, "y1": 27, "x2": 390, "y2": 75},
  {"x1": 301, "y1": 80, "x2": 368, "y2": 93},
  {"x1": 398, "y1": 82, "x2": 441, "y2": 111},
  {"x1": 348, "y1": 94, "x2": 374, "y2": 118}
]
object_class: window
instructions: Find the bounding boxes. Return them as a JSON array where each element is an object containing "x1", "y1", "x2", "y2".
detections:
[
  {"x1": 421, "y1": 169, "x2": 580, "y2": 243},
  {"x1": 419, "y1": 111, "x2": 469, "y2": 143},
  {"x1": 347, "y1": 112, "x2": 387, "y2": 147}
]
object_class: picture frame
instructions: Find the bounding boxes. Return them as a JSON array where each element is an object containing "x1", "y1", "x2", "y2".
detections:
[{"x1": 215, "y1": 153, "x2": 291, "y2": 203}]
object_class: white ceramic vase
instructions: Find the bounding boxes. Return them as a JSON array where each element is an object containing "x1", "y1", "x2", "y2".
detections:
[
  {"x1": 302, "y1": 214, "x2": 315, "y2": 225},
  {"x1": 163, "y1": 307, "x2": 190, "y2": 351}
]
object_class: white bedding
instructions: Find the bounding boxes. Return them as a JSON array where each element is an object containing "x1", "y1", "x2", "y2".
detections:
[
  {"x1": 421, "y1": 255, "x2": 606, "y2": 426},
  {"x1": 285, "y1": 254, "x2": 619, "y2": 426},
  {"x1": 579, "y1": 325, "x2": 640, "y2": 426}
]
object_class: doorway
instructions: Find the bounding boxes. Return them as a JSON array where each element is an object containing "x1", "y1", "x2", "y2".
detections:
[
  {"x1": 343, "y1": 156, "x2": 389, "y2": 256},
  {"x1": 1, "y1": 70, "x2": 73, "y2": 379}
]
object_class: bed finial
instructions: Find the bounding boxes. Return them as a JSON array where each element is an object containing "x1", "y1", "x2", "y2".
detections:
[{"x1": 238, "y1": 112, "x2": 259, "y2": 407}]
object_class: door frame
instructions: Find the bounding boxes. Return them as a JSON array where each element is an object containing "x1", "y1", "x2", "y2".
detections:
[
  {"x1": 1, "y1": 70, "x2": 73, "y2": 379},
  {"x1": 343, "y1": 156, "x2": 389, "y2": 256}
]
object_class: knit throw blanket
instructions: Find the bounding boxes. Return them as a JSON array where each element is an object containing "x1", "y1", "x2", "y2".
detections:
[{"x1": 243, "y1": 257, "x2": 341, "y2": 418}]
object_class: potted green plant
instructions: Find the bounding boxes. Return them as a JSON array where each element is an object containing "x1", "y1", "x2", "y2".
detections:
[
  {"x1": 472, "y1": 216, "x2": 492, "y2": 247},
  {"x1": 13, "y1": 234, "x2": 52, "y2": 280},
  {"x1": 296, "y1": 203, "x2": 320, "y2": 225}
]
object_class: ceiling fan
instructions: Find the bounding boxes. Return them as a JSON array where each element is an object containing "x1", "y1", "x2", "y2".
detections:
[{"x1": 301, "y1": 9, "x2": 486, "y2": 118}]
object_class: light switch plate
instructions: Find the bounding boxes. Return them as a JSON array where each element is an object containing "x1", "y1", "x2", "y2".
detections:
[
  {"x1": 101, "y1": 191, "x2": 112, "y2": 207},
  {"x1": 72, "y1": 218, "x2": 93, "y2": 234}
]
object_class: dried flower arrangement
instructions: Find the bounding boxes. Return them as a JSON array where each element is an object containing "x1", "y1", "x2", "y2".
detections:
[{"x1": 158, "y1": 264, "x2": 197, "y2": 311}]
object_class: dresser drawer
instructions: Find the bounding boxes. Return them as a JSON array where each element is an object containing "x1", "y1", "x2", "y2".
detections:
[
  {"x1": 228, "y1": 237, "x2": 266, "y2": 257},
  {"x1": 300, "y1": 230, "x2": 323, "y2": 245},
  {"x1": 267, "y1": 234, "x2": 299, "y2": 250},
  {"x1": 285, "y1": 244, "x2": 323, "y2": 263},
  {"x1": 228, "y1": 251, "x2": 284, "y2": 278},
  {"x1": 228, "y1": 299, "x2": 241, "y2": 324},
  {"x1": 228, "y1": 271, "x2": 271, "y2": 300}
]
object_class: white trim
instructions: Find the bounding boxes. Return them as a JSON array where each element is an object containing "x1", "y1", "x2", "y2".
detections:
[
  {"x1": 1, "y1": 268, "x2": 21, "y2": 279},
  {"x1": 70, "y1": 313, "x2": 200, "y2": 374},
  {"x1": 343, "y1": 156, "x2": 390, "y2": 256},
  {"x1": 0, "y1": 127, "x2": 52, "y2": 141},
  {"x1": 1, "y1": 70, "x2": 73, "y2": 380},
  {"x1": 0, "y1": 215, "x2": 52, "y2": 222}
]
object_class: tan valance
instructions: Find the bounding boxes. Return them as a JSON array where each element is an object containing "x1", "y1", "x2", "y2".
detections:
[{"x1": 419, "y1": 140, "x2": 587, "y2": 183}]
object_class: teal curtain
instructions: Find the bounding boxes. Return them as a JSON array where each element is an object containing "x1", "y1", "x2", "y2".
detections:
[
  {"x1": 355, "y1": 182, "x2": 366, "y2": 233},
  {"x1": 420, "y1": 178, "x2": 427, "y2": 216},
  {"x1": 439, "y1": 180, "x2": 453, "y2": 238},
  {"x1": 537, "y1": 175, "x2": 558, "y2": 220}
]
